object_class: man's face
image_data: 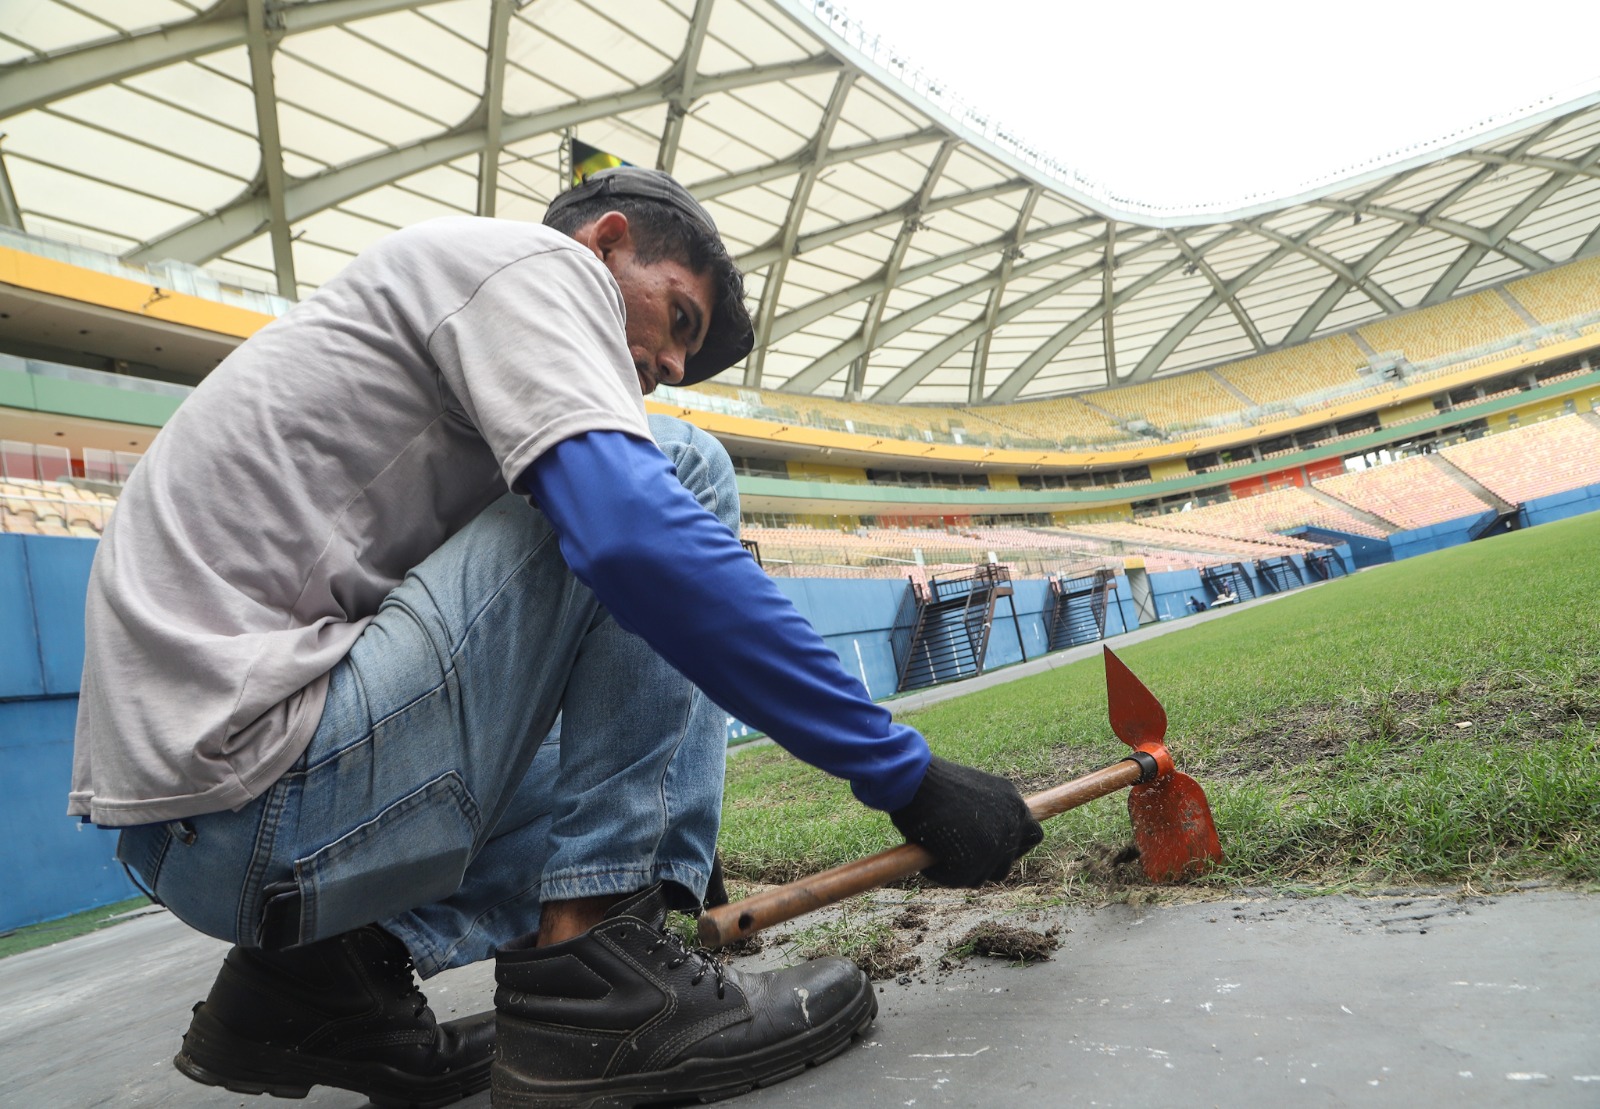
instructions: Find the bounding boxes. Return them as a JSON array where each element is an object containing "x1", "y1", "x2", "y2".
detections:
[{"x1": 607, "y1": 247, "x2": 716, "y2": 396}]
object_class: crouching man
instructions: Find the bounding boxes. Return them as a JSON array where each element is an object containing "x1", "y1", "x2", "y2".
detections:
[{"x1": 71, "y1": 167, "x2": 1041, "y2": 1108}]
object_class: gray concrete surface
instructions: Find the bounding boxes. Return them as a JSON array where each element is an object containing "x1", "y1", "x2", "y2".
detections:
[{"x1": 3, "y1": 888, "x2": 1594, "y2": 1107}]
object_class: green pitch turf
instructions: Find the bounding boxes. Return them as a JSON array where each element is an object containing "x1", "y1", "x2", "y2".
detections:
[{"x1": 720, "y1": 511, "x2": 1600, "y2": 894}]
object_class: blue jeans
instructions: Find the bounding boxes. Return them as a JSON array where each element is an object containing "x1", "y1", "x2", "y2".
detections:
[{"x1": 117, "y1": 416, "x2": 735, "y2": 977}]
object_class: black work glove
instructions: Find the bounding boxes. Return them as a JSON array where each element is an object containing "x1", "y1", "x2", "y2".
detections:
[{"x1": 889, "y1": 756, "x2": 1044, "y2": 887}]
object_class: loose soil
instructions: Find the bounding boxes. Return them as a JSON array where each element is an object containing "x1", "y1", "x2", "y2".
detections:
[{"x1": 949, "y1": 920, "x2": 1060, "y2": 963}]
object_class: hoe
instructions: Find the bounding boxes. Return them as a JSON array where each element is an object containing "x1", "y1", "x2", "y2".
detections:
[{"x1": 699, "y1": 646, "x2": 1224, "y2": 947}]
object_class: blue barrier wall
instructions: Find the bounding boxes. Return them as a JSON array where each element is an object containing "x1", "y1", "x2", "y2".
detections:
[
  {"x1": 1290, "y1": 526, "x2": 1392, "y2": 568},
  {"x1": 0, "y1": 534, "x2": 138, "y2": 933},
  {"x1": 1522, "y1": 481, "x2": 1600, "y2": 526},
  {"x1": 1387, "y1": 511, "x2": 1494, "y2": 561}
]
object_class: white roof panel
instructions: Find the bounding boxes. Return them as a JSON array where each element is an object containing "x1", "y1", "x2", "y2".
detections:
[{"x1": 1, "y1": 0, "x2": 1597, "y2": 401}]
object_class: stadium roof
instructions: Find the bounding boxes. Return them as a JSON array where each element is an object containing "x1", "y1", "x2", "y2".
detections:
[{"x1": 3, "y1": 0, "x2": 1600, "y2": 406}]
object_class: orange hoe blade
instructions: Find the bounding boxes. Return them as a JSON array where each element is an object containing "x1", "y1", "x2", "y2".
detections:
[
  {"x1": 1104, "y1": 647, "x2": 1224, "y2": 882},
  {"x1": 698, "y1": 646, "x2": 1223, "y2": 947}
]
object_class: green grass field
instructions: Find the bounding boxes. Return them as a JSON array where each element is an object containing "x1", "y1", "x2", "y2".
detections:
[{"x1": 720, "y1": 511, "x2": 1600, "y2": 896}]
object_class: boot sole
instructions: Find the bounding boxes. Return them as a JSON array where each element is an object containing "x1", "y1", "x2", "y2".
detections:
[
  {"x1": 174, "y1": 1004, "x2": 491, "y2": 1109},
  {"x1": 491, "y1": 976, "x2": 877, "y2": 1108}
]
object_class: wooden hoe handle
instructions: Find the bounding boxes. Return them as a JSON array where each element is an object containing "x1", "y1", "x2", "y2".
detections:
[{"x1": 697, "y1": 759, "x2": 1144, "y2": 947}]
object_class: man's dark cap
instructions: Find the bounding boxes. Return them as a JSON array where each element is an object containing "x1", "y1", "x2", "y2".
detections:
[{"x1": 545, "y1": 166, "x2": 754, "y2": 385}]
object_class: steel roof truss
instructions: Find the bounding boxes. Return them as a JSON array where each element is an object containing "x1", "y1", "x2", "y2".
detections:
[
  {"x1": 476, "y1": 0, "x2": 513, "y2": 217},
  {"x1": 1424, "y1": 145, "x2": 1600, "y2": 304},
  {"x1": 0, "y1": 0, "x2": 434, "y2": 119},
  {"x1": 745, "y1": 69, "x2": 857, "y2": 387},
  {"x1": 847, "y1": 138, "x2": 956, "y2": 397},
  {"x1": 127, "y1": 55, "x2": 831, "y2": 265},
  {"x1": 1163, "y1": 228, "x2": 1263, "y2": 351},
  {"x1": 880, "y1": 230, "x2": 1188, "y2": 404},
  {"x1": 970, "y1": 185, "x2": 1041, "y2": 402},
  {"x1": 789, "y1": 225, "x2": 1123, "y2": 396},
  {"x1": 656, "y1": 0, "x2": 716, "y2": 174}
]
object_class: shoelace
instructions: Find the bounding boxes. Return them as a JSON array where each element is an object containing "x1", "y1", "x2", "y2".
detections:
[
  {"x1": 372, "y1": 942, "x2": 431, "y2": 1020},
  {"x1": 647, "y1": 928, "x2": 728, "y2": 999}
]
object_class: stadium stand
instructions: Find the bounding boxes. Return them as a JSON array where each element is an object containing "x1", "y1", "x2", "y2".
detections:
[
  {"x1": 0, "y1": 479, "x2": 114, "y2": 537},
  {"x1": 1083, "y1": 369, "x2": 1245, "y2": 430},
  {"x1": 1316, "y1": 455, "x2": 1492, "y2": 529},
  {"x1": 1214, "y1": 334, "x2": 1369, "y2": 407},
  {"x1": 1439, "y1": 413, "x2": 1600, "y2": 504},
  {"x1": 1507, "y1": 256, "x2": 1600, "y2": 326},
  {"x1": 954, "y1": 396, "x2": 1127, "y2": 445},
  {"x1": 1141, "y1": 486, "x2": 1391, "y2": 542},
  {"x1": 1357, "y1": 291, "x2": 1527, "y2": 365}
]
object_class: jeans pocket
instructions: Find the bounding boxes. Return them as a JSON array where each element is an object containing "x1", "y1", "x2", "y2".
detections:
[
  {"x1": 293, "y1": 771, "x2": 481, "y2": 944},
  {"x1": 114, "y1": 821, "x2": 175, "y2": 897}
]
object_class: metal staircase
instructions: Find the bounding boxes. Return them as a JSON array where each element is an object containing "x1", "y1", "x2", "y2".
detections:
[
  {"x1": 890, "y1": 564, "x2": 1022, "y2": 693},
  {"x1": 1201, "y1": 562, "x2": 1255, "y2": 602},
  {"x1": 1043, "y1": 568, "x2": 1117, "y2": 651},
  {"x1": 1253, "y1": 556, "x2": 1303, "y2": 594},
  {"x1": 1304, "y1": 549, "x2": 1348, "y2": 580}
]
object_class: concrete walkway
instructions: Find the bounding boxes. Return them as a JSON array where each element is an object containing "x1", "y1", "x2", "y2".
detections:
[
  {"x1": 11, "y1": 575, "x2": 1591, "y2": 1107},
  {"x1": 2, "y1": 887, "x2": 1594, "y2": 1107}
]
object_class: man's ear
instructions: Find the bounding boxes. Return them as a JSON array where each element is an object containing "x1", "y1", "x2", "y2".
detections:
[{"x1": 591, "y1": 211, "x2": 632, "y2": 259}]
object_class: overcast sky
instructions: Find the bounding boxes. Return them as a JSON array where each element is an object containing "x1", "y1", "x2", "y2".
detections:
[{"x1": 837, "y1": 0, "x2": 1600, "y2": 209}]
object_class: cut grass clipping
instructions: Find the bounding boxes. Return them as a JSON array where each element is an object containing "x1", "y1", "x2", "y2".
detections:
[{"x1": 720, "y1": 511, "x2": 1600, "y2": 897}]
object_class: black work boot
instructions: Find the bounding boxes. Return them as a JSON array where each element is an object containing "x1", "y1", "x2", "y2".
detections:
[
  {"x1": 174, "y1": 925, "x2": 495, "y2": 1108},
  {"x1": 492, "y1": 884, "x2": 876, "y2": 1108}
]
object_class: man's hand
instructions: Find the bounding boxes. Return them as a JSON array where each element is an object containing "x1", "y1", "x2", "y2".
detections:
[{"x1": 889, "y1": 756, "x2": 1044, "y2": 887}]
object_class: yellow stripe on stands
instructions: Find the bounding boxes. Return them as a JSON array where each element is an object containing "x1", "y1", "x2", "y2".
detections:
[{"x1": 0, "y1": 247, "x2": 272, "y2": 340}]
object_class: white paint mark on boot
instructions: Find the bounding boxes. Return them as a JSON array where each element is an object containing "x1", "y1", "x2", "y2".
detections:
[{"x1": 795, "y1": 987, "x2": 811, "y2": 1025}]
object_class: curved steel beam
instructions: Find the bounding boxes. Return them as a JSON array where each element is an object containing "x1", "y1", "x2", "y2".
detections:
[
  {"x1": 847, "y1": 139, "x2": 957, "y2": 397},
  {"x1": 1313, "y1": 199, "x2": 1549, "y2": 270},
  {"x1": 768, "y1": 214, "x2": 1100, "y2": 344},
  {"x1": 735, "y1": 177, "x2": 1028, "y2": 272},
  {"x1": 1288, "y1": 117, "x2": 1573, "y2": 337},
  {"x1": 875, "y1": 231, "x2": 1179, "y2": 404},
  {"x1": 475, "y1": 0, "x2": 514, "y2": 217},
  {"x1": 786, "y1": 226, "x2": 1118, "y2": 395},
  {"x1": 1163, "y1": 228, "x2": 1263, "y2": 352},
  {"x1": 745, "y1": 69, "x2": 857, "y2": 386},
  {"x1": 970, "y1": 185, "x2": 1041, "y2": 402},
  {"x1": 695, "y1": 128, "x2": 942, "y2": 200},
  {"x1": 1284, "y1": 165, "x2": 1492, "y2": 344},
  {"x1": 1124, "y1": 224, "x2": 1312, "y2": 383},
  {"x1": 991, "y1": 232, "x2": 1245, "y2": 401},
  {"x1": 127, "y1": 55, "x2": 840, "y2": 264},
  {"x1": 1238, "y1": 218, "x2": 1401, "y2": 314},
  {"x1": 1424, "y1": 145, "x2": 1600, "y2": 304},
  {"x1": 0, "y1": 0, "x2": 433, "y2": 119},
  {"x1": 655, "y1": 0, "x2": 715, "y2": 174},
  {"x1": 244, "y1": 0, "x2": 295, "y2": 297}
]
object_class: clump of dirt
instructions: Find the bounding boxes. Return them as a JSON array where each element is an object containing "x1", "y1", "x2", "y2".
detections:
[{"x1": 948, "y1": 920, "x2": 1060, "y2": 964}]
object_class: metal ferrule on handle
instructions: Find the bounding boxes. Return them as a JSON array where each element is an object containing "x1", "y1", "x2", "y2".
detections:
[{"x1": 697, "y1": 759, "x2": 1146, "y2": 948}]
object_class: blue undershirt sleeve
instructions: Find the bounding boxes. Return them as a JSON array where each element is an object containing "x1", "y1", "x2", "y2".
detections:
[{"x1": 520, "y1": 430, "x2": 930, "y2": 811}]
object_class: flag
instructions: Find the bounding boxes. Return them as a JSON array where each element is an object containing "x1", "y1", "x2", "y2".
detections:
[{"x1": 571, "y1": 138, "x2": 631, "y2": 187}]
